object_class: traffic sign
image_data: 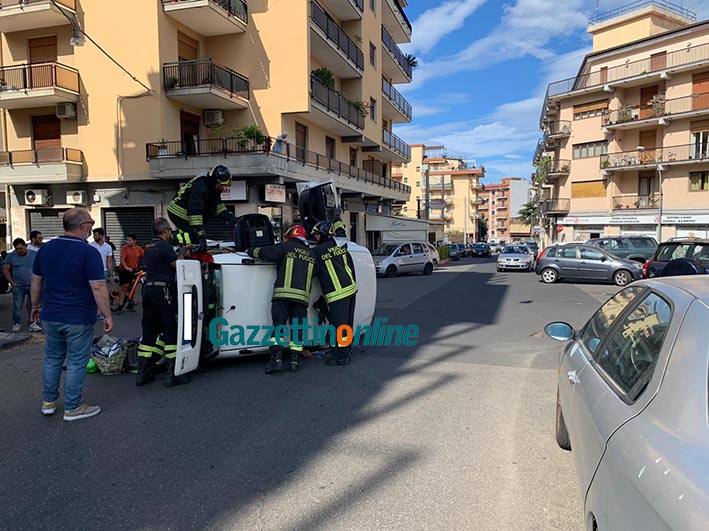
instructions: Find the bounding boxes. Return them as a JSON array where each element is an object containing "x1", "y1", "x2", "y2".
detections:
[{"x1": 429, "y1": 199, "x2": 447, "y2": 209}]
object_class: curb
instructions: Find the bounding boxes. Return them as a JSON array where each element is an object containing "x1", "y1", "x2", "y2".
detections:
[{"x1": 0, "y1": 332, "x2": 31, "y2": 350}]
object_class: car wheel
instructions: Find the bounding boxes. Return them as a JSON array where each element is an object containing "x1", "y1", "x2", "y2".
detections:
[
  {"x1": 613, "y1": 269, "x2": 631, "y2": 286},
  {"x1": 385, "y1": 265, "x2": 398, "y2": 278},
  {"x1": 541, "y1": 268, "x2": 558, "y2": 284},
  {"x1": 423, "y1": 262, "x2": 434, "y2": 276},
  {"x1": 555, "y1": 389, "x2": 571, "y2": 451},
  {"x1": 496, "y1": 266, "x2": 502, "y2": 272}
]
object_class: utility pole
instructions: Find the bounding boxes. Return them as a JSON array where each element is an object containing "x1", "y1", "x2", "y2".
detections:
[
  {"x1": 423, "y1": 159, "x2": 430, "y2": 221},
  {"x1": 440, "y1": 173, "x2": 445, "y2": 231}
]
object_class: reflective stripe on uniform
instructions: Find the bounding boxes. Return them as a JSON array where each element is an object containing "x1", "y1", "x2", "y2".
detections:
[
  {"x1": 167, "y1": 203, "x2": 189, "y2": 220},
  {"x1": 273, "y1": 288, "x2": 310, "y2": 304},
  {"x1": 164, "y1": 344, "x2": 177, "y2": 359},
  {"x1": 216, "y1": 204, "x2": 227, "y2": 215},
  {"x1": 289, "y1": 343, "x2": 303, "y2": 352},
  {"x1": 325, "y1": 260, "x2": 342, "y2": 292},
  {"x1": 253, "y1": 248, "x2": 261, "y2": 259},
  {"x1": 138, "y1": 344, "x2": 162, "y2": 358},
  {"x1": 305, "y1": 262, "x2": 313, "y2": 295},
  {"x1": 284, "y1": 256, "x2": 294, "y2": 289},
  {"x1": 324, "y1": 283, "x2": 357, "y2": 304}
]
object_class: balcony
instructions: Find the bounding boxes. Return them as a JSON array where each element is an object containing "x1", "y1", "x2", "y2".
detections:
[
  {"x1": 381, "y1": 26, "x2": 412, "y2": 84},
  {"x1": 310, "y1": 1, "x2": 363, "y2": 79},
  {"x1": 145, "y1": 136, "x2": 410, "y2": 202},
  {"x1": 540, "y1": 41, "x2": 709, "y2": 125},
  {"x1": 307, "y1": 75, "x2": 364, "y2": 135},
  {"x1": 544, "y1": 120, "x2": 571, "y2": 139},
  {"x1": 612, "y1": 194, "x2": 659, "y2": 210},
  {"x1": 540, "y1": 198, "x2": 570, "y2": 214},
  {"x1": 0, "y1": 0, "x2": 75, "y2": 32},
  {"x1": 323, "y1": 0, "x2": 363, "y2": 21},
  {"x1": 381, "y1": 77, "x2": 412, "y2": 123},
  {"x1": 163, "y1": 60, "x2": 248, "y2": 110},
  {"x1": 588, "y1": 1, "x2": 696, "y2": 25},
  {"x1": 381, "y1": 128, "x2": 410, "y2": 162},
  {"x1": 603, "y1": 92, "x2": 709, "y2": 131},
  {"x1": 0, "y1": 147, "x2": 83, "y2": 184},
  {"x1": 161, "y1": 0, "x2": 247, "y2": 36},
  {"x1": 382, "y1": 0, "x2": 412, "y2": 43},
  {"x1": 428, "y1": 181, "x2": 453, "y2": 190},
  {"x1": 429, "y1": 211, "x2": 452, "y2": 221},
  {"x1": 0, "y1": 62, "x2": 79, "y2": 109},
  {"x1": 601, "y1": 143, "x2": 709, "y2": 173},
  {"x1": 542, "y1": 158, "x2": 571, "y2": 179}
]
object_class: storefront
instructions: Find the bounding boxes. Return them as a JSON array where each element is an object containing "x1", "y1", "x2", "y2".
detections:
[
  {"x1": 663, "y1": 214, "x2": 709, "y2": 239},
  {"x1": 559, "y1": 216, "x2": 610, "y2": 242},
  {"x1": 365, "y1": 214, "x2": 436, "y2": 250}
]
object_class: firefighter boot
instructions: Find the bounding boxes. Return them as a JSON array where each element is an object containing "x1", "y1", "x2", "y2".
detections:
[
  {"x1": 265, "y1": 347, "x2": 283, "y2": 374},
  {"x1": 136, "y1": 357, "x2": 156, "y2": 386},
  {"x1": 289, "y1": 351, "x2": 300, "y2": 373},
  {"x1": 164, "y1": 357, "x2": 191, "y2": 387}
]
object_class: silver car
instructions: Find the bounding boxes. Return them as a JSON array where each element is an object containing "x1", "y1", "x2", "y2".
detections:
[
  {"x1": 496, "y1": 244, "x2": 534, "y2": 272},
  {"x1": 372, "y1": 242, "x2": 434, "y2": 278},
  {"x1": 545, "y1": 277, "x2": 709, "y2": 530},
  {"x1": 535, "y1": 244, "x2": 643, "y2": 286}
]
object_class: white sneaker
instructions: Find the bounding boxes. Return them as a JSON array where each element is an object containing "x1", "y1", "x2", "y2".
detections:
[
  {"x1": 63, "y1": 403, "x2": 101, "y2": 422},
  {"x1": 29, "y1": 323, "x2": 42, "y2": 332},
  {"x1": 11, "y1": 324, "x2": 21, "y2": 332}
]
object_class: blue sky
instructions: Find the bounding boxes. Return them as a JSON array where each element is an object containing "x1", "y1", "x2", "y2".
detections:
[{"x1": 396, "y1": 0, "x2": 709, "y2": 183}]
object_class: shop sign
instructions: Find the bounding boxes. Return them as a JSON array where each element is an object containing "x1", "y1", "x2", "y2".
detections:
[
  {"x1": 662, "y1": 214, "x2": 709, "y2": 225},
  {"x1": 609, "y1": 214, "x2": 658, "y2": 225},
  {"x1": 265, "y1": 184, "x2": 286, "y2": 203},
  {"x1": 560, "y1": 216, "x2": 610, "y2": 225},
  {"x1": 221, "y1": 181, "x2": 247, "y2": 201}
]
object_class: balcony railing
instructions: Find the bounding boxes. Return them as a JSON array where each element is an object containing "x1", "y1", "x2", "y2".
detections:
[
  {"x1": 540, "y1": 198, "x2": 571, "y2": 213},
  {"x1": 163, "y1": 59, "x2": 249, "y2": 99},
  {"x1": 0, "y1": 62, "x2": 79, "y2": 93},
  {"x1": 0, "y1": 147, "x2": 82, "y2": 165},
  {"x1": 544, "y1": 120, "x2": 571, "y2": 136},
  {"x1": 311, "y1": 1, "x2": 364, "y2": 70},
  {"x1": 381, "y1": 26, "x2": 412, "y2": 79},
  {"x1": 145, "y1": 136, "x2": 410, "y2": 194},
  {"x1": 600, "y1": 143, "x2": 709, "y2": 170},
  {"x1": 589, "y1": 0, "x2": 695, "y2": 25},
  {"x1": 613, "y1": 194, "x2": 659, "y2": 210},
  {"x1": 386, "y1": 0, "x2": 412, "y2": 35},
  {"x1": 604, "y1": 92, "x2": 709, "y2": 126},
  {"x1": 310, "y1": 75, "x2": 364, "y2": 129},
  {"x1": 382, "y1": 77, "x2": 412, "y2": 121},
  {"x1": 161, "y1": 0, "x2": 247, "y2": 24},
  {"x1": 382, "y1": 128, "x2": 411, "y2": 159},
  {"x1": 0, "y1": 0, "x2": 76, "y2": 8},
  {"x1": 545, "y1": 158, "x2": 571, "y2": 175}
]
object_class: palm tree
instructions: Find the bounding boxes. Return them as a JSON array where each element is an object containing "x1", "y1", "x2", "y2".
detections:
[
  {"x1": 517, "y1": 201, "x2": 538, "y2": 225},
  {"x1": 404, "y1": 53, "x2": 418, "y2": 68}
]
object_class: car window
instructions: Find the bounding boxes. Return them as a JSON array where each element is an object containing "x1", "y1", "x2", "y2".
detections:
[
  {"x1": 545, "y1": 247, "x2": 557, "y2": 258},
  {"x1": 579, "y1": 287, "x2": 644, "y2": 355},
  {"x1": 595, "y1": 292, "x2": 672, "y2": 397},
  {"x1": 398, "y1": 244, "x2": 412, "y2": 256},
  {"x1": 629, "y1": 238, "x2": 655, "y2": 249},
  {"x1": 656, "y1": 243, "x2": 691, "y2": 262},
  {"x1": 613, "y1": 239, "x2": 629, "y2": 250},
  {"x1": 502, "y1": 246, "x2": 528, "y2": 254},
  {"x1": 556, "y1": 247, "x2": 578, "y2": 259},
  {"x1": 412, "y1": 243, "x2": 425, "y2": 254},
  {"x1": 580, "y1": 248, "x2": 605, "y2": 261}
]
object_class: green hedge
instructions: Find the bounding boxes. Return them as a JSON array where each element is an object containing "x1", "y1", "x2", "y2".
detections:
[{"x1": 437, "y1": 245, "x2": 450, "y2": 260}]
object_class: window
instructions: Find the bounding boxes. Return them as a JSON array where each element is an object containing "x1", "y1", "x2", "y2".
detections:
[
  {"x1": 349, "y1": 147, "x2": 357, "y2": 167},
  {"x1": 580, "y1": 248, "x2": 605, "y2": 261},
  {"x1": 403, "y1": 163, "x2": 408, "y2": 168},
  {"x1": 415, "y1": 181, "x2": 420, "y2": 187},
  {"x1": 556, "y1": 247, "x2": 578, "y2": 259},
  {"x1": 369, "y1": 42, "x2": 377, "y2": 67},
  {"x1": 656, "y1": 243, "x2": 693, "y2": 262},
  {"x1": 403, "y1": 177, "x2": 408, "y2": 183},
  {"x1": 416, "y1": 166, "x2": 420, "y2": 172},
  {"x1": 579, "y1": 287, "x2": 644, "y2": 355},
  {"x1": 691, "y1": 130, "x2": 709, "y2": 159},
  {"x1": 403, "y1": 206, "x2": 408, "y2": 212},
  {"x1": 397, "y1": 244, "x2": 412, "y2": 256},
  {"x1": 370, "y1": 98, "x2": 377, "y2": 121},
  {"x1": 370, "y1": 0, "x2": 376, "y2": 13},
  {"x1": 412, "y1": 243, "x2": 425, "y2": 254},
  {"x1": 573, "y1": 141, "x2": 608, "y2": 159},
  {"x1": 545, "y1": 247, "x2": 557, "y2": 258},
  {"x1": 325, "y1": 136, "x2": 336, "y2": 160},
  {"x1": 573, "y1": 100, "x2": 608, "y2": 120},
  {"x1": 690, "y1": 171, "x2": 709, "y2": 191},
  {"x1": 595, "y1": 292, "x2": 671, "y2": 397}
]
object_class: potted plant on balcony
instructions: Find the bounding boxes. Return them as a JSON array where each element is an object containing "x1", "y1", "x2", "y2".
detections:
[
  {"x1": 600, "y1": 159, "x2": 611, "y2": 169},
  {"x1": 348, "y1": 99, "x2": 370, "y2": 117},
  {"x1": 311, "y1": 67, "x2": 335, "y2": 89},
  {"x1": 404, "y1": 53, "x2": 418, "y2": 68},
  {"x1": 651, "y1": 94, "x2": 666, "y2": 116},
  {"x1": 241, "y1": 124, "x2": 266, "y2": 149},
  {"x1": 164, "y1": 76, "x2": 178, "y2": 90},
  {"x1": 617, "y1": 106, "x2": 633, "y2": 123}
]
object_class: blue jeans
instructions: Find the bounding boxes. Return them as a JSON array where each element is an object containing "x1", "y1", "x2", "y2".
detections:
[
  {"x1": 12, "y1": 285, "x2": 31, "y2": 326},
  {"x1": 42, "y1": 321, "x2": 95, "y2": 410}
]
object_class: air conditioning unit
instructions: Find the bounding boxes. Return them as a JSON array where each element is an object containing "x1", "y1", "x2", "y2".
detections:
[
  {"x1": 25, "y1": 189, "x2": 49, "y2": 206},
  {"x1": 66, "y1": 190, "x2": 87, "y2": 205},
  {"x1": 204, "y1": 109, "x2": 224, "y2": 126},
  {"x1": 56, "y1": 102, "x2": 77, "y2": 120}
]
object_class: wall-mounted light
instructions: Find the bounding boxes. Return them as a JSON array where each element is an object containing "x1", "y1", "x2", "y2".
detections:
[{"x1": 70, "y1": 26, "x2": 84, "y2": 47}]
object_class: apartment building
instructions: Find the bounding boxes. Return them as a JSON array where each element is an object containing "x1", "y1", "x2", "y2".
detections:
[
  {"x1": 0, "y1": 0, "x2": 413, "y2": 247},
  {"x1": 535, "y1": 1, "x2": 709, "y2": 244},
  {"x1": 391, "y1": 144, "x2": 485, "y2": 241},
  {"x1": 478, "y1": 177, "x2": 530, "y2": 241}
]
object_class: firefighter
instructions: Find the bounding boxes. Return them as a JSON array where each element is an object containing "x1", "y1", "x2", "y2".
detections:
[
  {"x1": 167, "y1": 165, "x2": 236, "y2": 252},
  {"x1": 136, "y1": 218, "x2": 191, "y2": 387},
  {"x1": 247, "y1": 225, "x2": 317, "y2": 374},
  {"x1": 311, "y1": 220, "x2": 357, "y2": 366}
]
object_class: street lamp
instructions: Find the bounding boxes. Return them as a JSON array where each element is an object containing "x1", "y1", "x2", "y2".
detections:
[{"x1": 637, "y1": 145, "x2": 664, "y2": 243}]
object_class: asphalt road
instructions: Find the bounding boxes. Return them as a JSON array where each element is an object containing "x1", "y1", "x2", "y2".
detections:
[{"x1": 0, "y1": 258, "x2": 622, "y2": 530}]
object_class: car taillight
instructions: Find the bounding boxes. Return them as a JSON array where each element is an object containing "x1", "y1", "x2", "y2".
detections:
[
  {"x1": 642, "y1": 260, "x2": 650, "y2": 278},
  {"x1": 538, "y1": 247, "x2": 549, "y2": 260}
]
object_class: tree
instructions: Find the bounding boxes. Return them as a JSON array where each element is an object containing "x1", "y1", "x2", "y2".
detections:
[
  {"x1": 404, "y1": 53, "x2": 419, "y2": 68},
  {"x1": 478, "y1": 218, "x2": 488, "y2": 241},
  {"x1": 517, "y1": 201, "x2": 539, "y2": 225}
]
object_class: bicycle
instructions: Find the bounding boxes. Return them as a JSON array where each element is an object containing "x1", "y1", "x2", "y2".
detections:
[{"x1": 110, "y1": 269, "x2": 145, "y2": 312}]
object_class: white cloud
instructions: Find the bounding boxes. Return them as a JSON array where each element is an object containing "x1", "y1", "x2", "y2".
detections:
[{"x1": 404, "y1": 0, "x2": 489, "y2": 55}]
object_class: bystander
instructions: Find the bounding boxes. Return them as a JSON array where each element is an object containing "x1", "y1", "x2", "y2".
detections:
[{"x1": 3, "y1": 238, "x2": 40, "y2": 332}]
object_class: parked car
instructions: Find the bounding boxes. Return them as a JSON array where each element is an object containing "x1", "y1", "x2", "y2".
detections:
[
  {"x1": 545, "y1": 277, "x2": 709, "y2": 530},
  {"x1": 447, "y1": 243, "x2": 460, "y2": 261},
  {"x1": 455, "y1": 243, "x2": 467, "y2": 258},
  {"x1": 471, "y1": 242, "x2": 491, "y2": 257},
  {"x1": 465, "y1": 243, "x2": 474, "y2": 257},
  {"x1": 535, "y1": 244, "x2": 643, "y2": 286},
  {"x1": 372, "y1": 242, "x2": 434, "y2": 278},
  {"x1": 524, "y1": 241, "x2": 539, "y2": 260},
  {"x1": 423, "y1": 242, "x2": 440, "y2": 269},
  {"x1": 644, "y1": 238, "x2": 709, "y2": 278},
  {"x1": 496, "y1": 244, "x2": 534, "y2": 272},
  {"x1": 586, "y1": 236, "x2": 657, "y2": 263}
]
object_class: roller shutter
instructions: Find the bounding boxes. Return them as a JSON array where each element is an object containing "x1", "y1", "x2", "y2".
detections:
[
  {"x1": 102, "y1": 207, "x2": 155, "y2": 248},
  {"x1": 29, "y1": 209, "x2": 68, "y2": 238}
]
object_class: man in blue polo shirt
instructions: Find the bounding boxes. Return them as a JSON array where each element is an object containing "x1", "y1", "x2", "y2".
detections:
[{"x1": 31, "y1": 208, "x2": 113, "y2": 422}]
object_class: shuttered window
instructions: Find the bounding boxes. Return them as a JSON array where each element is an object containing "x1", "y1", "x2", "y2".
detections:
[
  {"x1": 572, "y1": 180, "x2": 606, "y2": 198},
  {"x1": 29, "y1": 209, "x2": 68, "y2": 238},
  {"x1": 573, "y1": 100, "x2": 608, "y2": 120},
  {"x1": 573, "y1": 141, "x2": 607, "y2": 159}
]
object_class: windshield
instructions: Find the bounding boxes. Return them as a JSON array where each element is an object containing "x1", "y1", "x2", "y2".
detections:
[
  {"x1": 373, "y1": 244, "x2": 400, "y2": 256},
  {"x1": 502, "y1": 246, "x2": 529, "y2": 254},
  {"x1": 525, "y1": 242, "x2": 538, "y2": 250}
]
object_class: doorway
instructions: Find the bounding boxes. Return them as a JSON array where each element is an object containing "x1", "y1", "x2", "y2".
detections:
[
  {"x1": 180, "y1": 111, "x2": 200, "y2": 156},
  {"x1": 639, "y1": 85, "x2": 658, "y2": 120},
  {"x1": 350, "y1": 212, "x2": 358, "y2": 243},
  {"x1": 28, "y1": 36, "x2": 57, "y2": 89},
  {"x1": 32, "y1": 115, "x2": 61, "y2": 162},
  {"x1": 295, "y1": 122, "x2": 307, "y2": 162}
]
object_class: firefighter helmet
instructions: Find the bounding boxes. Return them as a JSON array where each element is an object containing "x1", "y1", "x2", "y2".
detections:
[
  {"x1": 284, "y1": 225, "x2": 308, "y2": 241},
  {"x1": 311, "y1": 220, "x2": 334, "y2": 238},
  {"x1": 210, "y1": 165, "x2": 232, "y2": 186}
]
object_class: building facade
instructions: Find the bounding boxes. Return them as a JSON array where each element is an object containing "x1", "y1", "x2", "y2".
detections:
[
  {"x1": 478, "y1": 177, "x2": 530, "y2": 241},
  {"x1": 0, "y1": 0, "x2": 413, "y2": 247},
  {"x1": 535, "y1": 1, "x2": 709, "y2": 245},
  {"x1": 391, "y1": 144, "x2": 485, "y2": 242}
]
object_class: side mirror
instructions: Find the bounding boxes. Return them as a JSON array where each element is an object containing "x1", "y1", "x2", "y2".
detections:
[
  {"x1": 601, "y1": 256, "x2": 607, "y2": 262},
  {"x1": 545, "y1": 322, "x2": 575, "y2": 342}
]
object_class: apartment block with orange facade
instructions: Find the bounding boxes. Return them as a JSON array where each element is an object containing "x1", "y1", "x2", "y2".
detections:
[
  {"x1": 0, "y1": 0, "x2": 413, "y2": 249},
  {"x1": 391, "y1": 144, "x2": 485, "y2": 242},
  {"x1": 536, "y1": 1, "x2": 709, "y2": 245},
  {"x1": 478, "y1": 177, "x2": 531, "y2": 242}
]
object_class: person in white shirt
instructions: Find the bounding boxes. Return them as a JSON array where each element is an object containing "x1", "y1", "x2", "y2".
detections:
[
  {"x1": 27, "y1": 230, "x2": 43, "y2": 252},
  {"x1": 89, "y1": 227, "x2": 115, "y2": 282}
]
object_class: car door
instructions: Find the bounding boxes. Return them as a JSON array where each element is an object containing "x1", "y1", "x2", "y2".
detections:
[
  {"x1": 578, "y1": 246, "x2": 611, "y2": 280},
  {"x1": 396, "y1": 244, "x2": 414, "y2": 272},
  {"x1": 411, "y1": 242, "x2": 428, "y2": 272},
  {"x1": 564, "y1": 286, "x2": 689, "y2": 504},
  {"x1": 552, "y1": 245, "x2": 580, "y2": 277},
  {"x1": 175, "y1": 259, "x2": 204, "y2": 376}
]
